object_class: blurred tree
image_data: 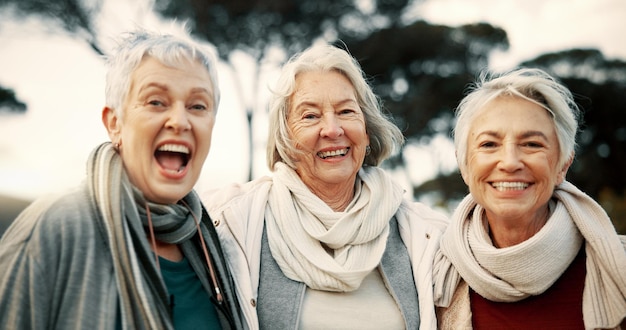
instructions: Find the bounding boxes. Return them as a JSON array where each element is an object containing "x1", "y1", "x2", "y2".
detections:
[
  {"x1": 0, "y1": 0, "x2": 104, "y2": 54},
  {"x1": 345, "y1": 20, "x2": 508, "y2": 152},
  {"x1": 1, "y1": 0, "x2": 624, "y2": 233},
  {"x1": 0, "y1": 85, "x2": 26, "y2": 113}
]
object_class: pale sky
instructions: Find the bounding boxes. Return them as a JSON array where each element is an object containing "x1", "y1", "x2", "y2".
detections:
[{"x1": 0, "y1": 0, "x2": 625, "y2": 201}]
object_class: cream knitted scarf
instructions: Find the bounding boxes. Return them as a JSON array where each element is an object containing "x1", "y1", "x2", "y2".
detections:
[
  {"x1": 265, "y1": 162, "x2": 404, "y2": 292},
  {"x1": 434, "y1": 181, "x2": 626, "y2": 329}
]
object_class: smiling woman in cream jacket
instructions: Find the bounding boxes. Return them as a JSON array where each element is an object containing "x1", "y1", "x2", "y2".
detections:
[{"x1": 202, "y1": 43, "x2": 448, "y2": 330}]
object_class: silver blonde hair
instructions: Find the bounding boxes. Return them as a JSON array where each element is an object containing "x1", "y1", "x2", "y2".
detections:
[
  {"x1": 266, "y1": 43, "x2": 404, "y2": 171},
  {"x1": 454, "y1": 68, "x2": 580, "y2": 174},
  {"x1": 104, "y1": 29, "x2": 220, "y2": 118}
]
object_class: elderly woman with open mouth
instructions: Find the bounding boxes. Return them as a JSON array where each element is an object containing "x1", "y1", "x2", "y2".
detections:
[
  {"x1": 0, "y1": 29, "x2": 244, "y2": 329},
  {"x1": 434, "y1": 68, "x2": 626, "y2": 329},
  {"x1": 202, "y1": 43, "x2": 448, "y2": 330}
]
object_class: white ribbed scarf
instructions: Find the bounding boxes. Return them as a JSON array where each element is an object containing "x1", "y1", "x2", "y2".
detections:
[
  {"x1": 434, "y1": 181, "x2": 626, "y2": 329},
  {"x1": 265, "y1": 162, "x2": 404, "y2": 292}
]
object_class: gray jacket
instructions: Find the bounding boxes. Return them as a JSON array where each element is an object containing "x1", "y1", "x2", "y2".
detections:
[
  {"x1": 257, "y1": 217, "x2": 420, "y2": 329},
  {"x1": 0, "y1": 182, "x2": 243, "y2": 329}
]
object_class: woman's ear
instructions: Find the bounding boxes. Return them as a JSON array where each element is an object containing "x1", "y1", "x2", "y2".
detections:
[
  {"x1": 102, "y1": 107, "x2": 121, "y2": 143},
  {"x1": 556, "y1": 152, "x2": 574, "y2": 185}
]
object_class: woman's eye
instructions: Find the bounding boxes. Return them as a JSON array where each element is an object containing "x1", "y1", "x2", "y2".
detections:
[
  {"x1": 479, "y1": 141, "x2": 497, "y2": 148},
  {"x1": 523, "y1": 142, "x2": 543, "y2": 148},
  {"x1": 190, "y1": 104, "x2": 207, "y2": 111},
  {"x1": 148, "y1": 100, "x2": 164, "y2": 106}
]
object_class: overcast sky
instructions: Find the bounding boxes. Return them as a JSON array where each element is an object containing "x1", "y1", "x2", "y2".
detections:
[{"x1": 0, "y1": 0, "x2": 625, "y2": 201}]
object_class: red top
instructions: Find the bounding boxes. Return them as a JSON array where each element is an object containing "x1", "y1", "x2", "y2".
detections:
[{"x1": 470, "y1": 247, "x2": 586, "y2": 330}]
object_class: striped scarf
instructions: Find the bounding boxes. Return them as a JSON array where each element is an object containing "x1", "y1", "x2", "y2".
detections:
[
  {"x1": 265, "y1": 162, "x2": 404, "y2": 292},
  {"x1": 87, "y1": 142, "x2": 210, "y2": 329}
]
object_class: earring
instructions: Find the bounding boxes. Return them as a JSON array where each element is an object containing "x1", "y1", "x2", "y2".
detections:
[
  {"x1": 365, "y1": 145, "x2": 371, "y2": 156},
  {"x1": 113, "y1": 141, "x2": 120, "y2": 151}
]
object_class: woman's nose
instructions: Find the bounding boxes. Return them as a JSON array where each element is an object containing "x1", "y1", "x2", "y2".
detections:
[
  {"x1": 166, "y1": 102, "x2": 191, "y2": 132},
  {"x1": 320, "y1": 114, "x2": 344, "y2": 138},
  {"x1": 498, "y1": 144, "x2": 523, "y2": 171}
]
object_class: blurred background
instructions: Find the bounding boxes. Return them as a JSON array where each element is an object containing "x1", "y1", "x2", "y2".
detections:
[{"x1": 1, "y1": 0, "x2": 625, "y2": 235}]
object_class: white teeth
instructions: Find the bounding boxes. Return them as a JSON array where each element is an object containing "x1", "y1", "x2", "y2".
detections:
[
  {"x1": 492, "y1": 182, "x2": 529, "y2": 191},
  {"x1": 158, "y1": 144, "x2": 189, "y2": 154},
  {"x1": 317, "y1": 148, "x2": 348, "y2": 159}
]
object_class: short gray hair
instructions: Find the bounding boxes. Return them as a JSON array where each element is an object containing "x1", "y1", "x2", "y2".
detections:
[
  {"x1": 454, "y1": 68, "x2": 580, "y2": 174},
  {"x1": 104, "y1": 29, "x2": 220, "y2": 118}
]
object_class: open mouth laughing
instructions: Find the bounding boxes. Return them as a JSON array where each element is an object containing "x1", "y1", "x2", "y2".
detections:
[{"x1": 155, "y1": 143, "x2": 190, "y2": 173}]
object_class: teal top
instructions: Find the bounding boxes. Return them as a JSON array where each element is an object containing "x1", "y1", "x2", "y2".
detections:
[{"x1": 159, "y1": 256, "x2": 221, "y2": 330}]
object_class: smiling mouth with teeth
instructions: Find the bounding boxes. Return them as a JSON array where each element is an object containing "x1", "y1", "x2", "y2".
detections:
[
  {"x1": 317, "y1": 148, "x2": 349, "y2": 159},
  {"x1": 155, "y1": 144, "x2": 190, "y2": 172},
  {"x1": 492, "y1": 182, "x2": 529, "y2": 191}
]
